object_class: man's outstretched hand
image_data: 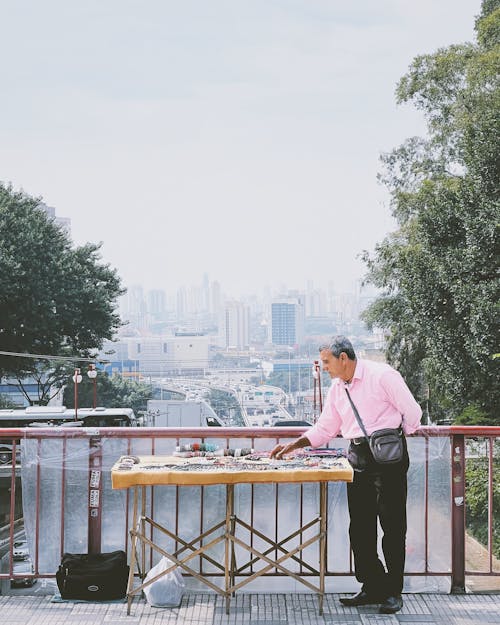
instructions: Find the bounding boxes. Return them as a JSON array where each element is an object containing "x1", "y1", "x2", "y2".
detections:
[{"x1": 269, "y1": 437, "x2": 311, "y2": 460}]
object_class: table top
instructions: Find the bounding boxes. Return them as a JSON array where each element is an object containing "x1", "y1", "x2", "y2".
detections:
[{"x1": 111, "y1": 453, "x2": 353, "y2": 488}]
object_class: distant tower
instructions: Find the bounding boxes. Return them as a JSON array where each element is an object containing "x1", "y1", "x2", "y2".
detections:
[
  {"x1": 148, "y1": 289, "x2": 166, "y2": 321},
  {"x1": 210, "y1": 280, "x2": 222, "y2": 315},
  {"x1": 177, "y1": 287, "x2": 188, "y2": 320},
  {"x1": 37, "y1": 202, "x2": 72, "y2": 236},
  {"x1": 224, "y1": 301, "x2": 250, "y2": 349},
  {"x1": 128, "y1": 285, "x2": 147, "y2": 328},
  {"x1": 202, "y1": 273, "x2": 210, "y2": 313},
  {"x1": 271, "y1": 296, "x2": 305, "y2": 346},
  {"x1": 327, "y1": 280, "x2": 336, "y2": 314}
]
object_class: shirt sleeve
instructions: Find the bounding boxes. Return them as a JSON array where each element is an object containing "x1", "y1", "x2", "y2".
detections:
[
  {"x1": 305, "y1": 385, "x2": 342, "y2": 447},
  {"x1": 380, "y1": 368, "x2": 422, "y2": 434}
]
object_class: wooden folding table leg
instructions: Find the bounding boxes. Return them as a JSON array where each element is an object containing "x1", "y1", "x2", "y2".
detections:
[
  {"x1": 229, "y1": 487, "x2": 237, "y2": 596},
  {"x1": 141, "y1": 486, "x2": 146, "y2": 581},
  {"x1": 127, "y1": 486, "x2": 139, "y2": 615},
  {"x1": 318, "y1": 481, "x2": 327, "y2": 615},
  {"x1": 224, "y1": 484, "x2": 234, "y2": 615}
]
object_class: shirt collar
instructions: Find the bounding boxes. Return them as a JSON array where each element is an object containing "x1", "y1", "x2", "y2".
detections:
[{"x1": 349, "y1": 359, "x2": 363, "y2": 386}]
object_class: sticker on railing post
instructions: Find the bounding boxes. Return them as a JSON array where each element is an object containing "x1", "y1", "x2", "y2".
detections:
[
  {"x1": 454, "y1": 496, "x2": 464, "y2": 506},
  {"x1": 89, "y1": 489, "x2": 100, "y2": 508},
  {"x1": 90, "y1": 470, "x2": 101, "y2": 488}
]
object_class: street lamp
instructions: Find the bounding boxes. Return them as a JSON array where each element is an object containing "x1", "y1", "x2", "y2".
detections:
[
  {"x1": 87, "y1": 364, "x2": 98, "y2": 409},
  {"x1": 312, "y1": 360, "x2": 322, "y2": 422},
  {"x1": 287, "y1": 348, "x2": 292, "y2": 395},
  {"x1": 72, "y1": 368, "x2": 83, "y2": 421}
]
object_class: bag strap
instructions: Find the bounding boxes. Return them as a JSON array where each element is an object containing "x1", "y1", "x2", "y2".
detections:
[
  {"x1": 345, "y1": 387, "x2": 403, "y2": 440},
  {"x1": 344, "y1": 387, "x2": 370, "y2": 442}
]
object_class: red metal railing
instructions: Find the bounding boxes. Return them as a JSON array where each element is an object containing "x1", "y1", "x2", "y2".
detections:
[{"x1": 0, "y1": 426, "x2": 498, "y2": 593}]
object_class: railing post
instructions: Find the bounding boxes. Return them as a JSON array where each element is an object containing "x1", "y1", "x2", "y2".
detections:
[
  {"x1": 451, "y1": 433, "x2": 466, "y2": 593},
  {"x1": 7, "y1": 439, "x2": 17, "y2": 579},
  {"x1": 88, "y1": 436, "x2": 103, "y2": 553}
]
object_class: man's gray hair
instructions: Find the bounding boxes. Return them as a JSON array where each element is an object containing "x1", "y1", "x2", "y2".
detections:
[{"x1": 319, "y1": 335, "x2": 356, "y2": 360}]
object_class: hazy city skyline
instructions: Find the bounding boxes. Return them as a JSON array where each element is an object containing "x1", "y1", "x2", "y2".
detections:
[
  {"x1": 0, "y1": 1, "x2": 481, "y2": 298},
  {"x1": 120, "y1": 272, "x2": 372, "y2": 304}
]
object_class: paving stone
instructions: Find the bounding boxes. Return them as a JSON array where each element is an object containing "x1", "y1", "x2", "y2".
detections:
[
  {"x1": 248, "y1": 621, "x2": 288, "y2": 625},
  {"x1": 397, "y1": 617, "x2": 438, "y2": 622},
  {"x1": 324, "y1": 616, "x2": 362, "y2": 622},
  {"x1": 1, "y1": 592, "x2": 500, "y2": 624}
]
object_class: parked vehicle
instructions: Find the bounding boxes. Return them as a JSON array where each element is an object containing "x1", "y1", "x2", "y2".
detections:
[
  {"x1": 0, "y1": 443, "x2": 20, "y2": 465},
  {"x1": 12, "y1": 540, "x2": 29, "y2": 562},
  {"x1": 10, "y1": 558, "x2": 36, "y2": 588}
]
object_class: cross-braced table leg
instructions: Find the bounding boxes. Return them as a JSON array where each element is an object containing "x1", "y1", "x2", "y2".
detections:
[
  {"x1": 126, "y1": 486, "x2": 139, "y2": 615},
  {"x1": 318, "y1": 481, "x2": 327, "y2": 615},
  {"x1": 224, "y1": 484, "x2": 232, "y2": 615},
  {"x1": 126, "y1": 481, "x2": 329, "y2": 616},
  {"x1": 126, "y1": 485, "x2": 230, "y2": 613},
  {"x1": 224, "y1": 481, "x2": 327, "y2": 614}
]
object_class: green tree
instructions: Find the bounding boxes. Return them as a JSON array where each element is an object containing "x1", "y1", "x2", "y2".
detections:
[
  {"x1": 465, "y1": 453, "x2": 500, "y2": 559},
  {"x1": 0, "y1": 394, "x2": 17, "y2": 408},
  {"x1": 266, "y1": 369, "x2": 318, "y2": 394},
  {"x1": 0, "y1": 184, "x2": 124, "y2": 403},
  {"x1": 362, "y1": 1, "x2": 500, "y2": 423},
  {"x1": 63, "y1": 373, "x2": 153, "y2": 414},
  {"x1": 207, "y1": 389, "x2": 243, "y2": 425}
]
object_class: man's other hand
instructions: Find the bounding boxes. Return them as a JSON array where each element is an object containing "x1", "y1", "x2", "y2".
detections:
[{"x1": 269, "y1": 440, "x2": 300, "y2": 459}]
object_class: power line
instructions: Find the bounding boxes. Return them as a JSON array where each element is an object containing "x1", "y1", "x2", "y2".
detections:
[{"x1": 0, "y1": 350, "x2": 107, "y2": 364}]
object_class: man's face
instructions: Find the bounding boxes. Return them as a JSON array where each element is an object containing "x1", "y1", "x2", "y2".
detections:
[{"x1": 320, "y1": 348, "x2": 346, "y2": 379}]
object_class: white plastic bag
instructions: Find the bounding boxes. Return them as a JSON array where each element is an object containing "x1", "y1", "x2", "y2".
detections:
[{"x1": 143, "y1": 556, "x2": 185, "y2": 607}]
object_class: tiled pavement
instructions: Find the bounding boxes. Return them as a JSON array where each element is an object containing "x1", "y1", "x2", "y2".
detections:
[{"x1": 1, "y1": 593, "x2": 500, "y2": 625}]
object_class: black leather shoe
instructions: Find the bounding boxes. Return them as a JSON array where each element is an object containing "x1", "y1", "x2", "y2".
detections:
[
  {"x1": 339, "y1": 590, "x2": 384, "y2": 606},
  {"x1": 379, "y1": 595, "x2": 403, "y2": 614}
]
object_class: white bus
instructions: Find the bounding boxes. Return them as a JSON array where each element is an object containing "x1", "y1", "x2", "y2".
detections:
[
  {"x1": 0, "y1": 406, "x2": 140, "y2": 465},
  {"x1": 0, "y1": 405, "x2": 139, "y2": 429}
]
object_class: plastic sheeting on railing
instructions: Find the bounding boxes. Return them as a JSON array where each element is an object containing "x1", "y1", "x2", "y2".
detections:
[{"x1": 20, "y1": 431, "x2": 452, "y2": 593}]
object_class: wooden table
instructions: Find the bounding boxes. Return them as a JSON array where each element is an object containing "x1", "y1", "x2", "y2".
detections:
[{"x1": 111, "y1": 453, "x2": 353, "y2": 615}]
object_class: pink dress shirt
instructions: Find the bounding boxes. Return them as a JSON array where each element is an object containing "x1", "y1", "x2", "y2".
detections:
[{"x1": 306, "y1": 358, "x2": 422, "y2": 447}]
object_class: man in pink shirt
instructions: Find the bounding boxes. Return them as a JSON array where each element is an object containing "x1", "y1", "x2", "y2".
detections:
[{"x1": 271, "y1": 336, "x2": 421, "y2": 614}]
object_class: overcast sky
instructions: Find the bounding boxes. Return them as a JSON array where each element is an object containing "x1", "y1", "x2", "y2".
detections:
[{"x1": 0, "y1": 0, "x2": 481, "y2": 298}]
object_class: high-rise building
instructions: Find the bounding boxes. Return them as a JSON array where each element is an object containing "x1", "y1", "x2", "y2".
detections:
[
  {"x1": 271, "y1": 296, "x2": 305, "y2": 346},
  {"x1": 327, "y1": 280, "x2": 336, "y2": 314},
  {"x1": 176, "y1": 286, "x2": 187, "y2": 320},
  {"x1": 188, "y1": 285, "x2": 203, "y2": 314},
  {"x1": 37, "y1": 202, "x2": 71, "y2": 235},
  {"x1": 201, "y1": 273, "x2": 210, "y2": 313},
  {"x1": 127, "y1": 334, "x2": 209, "y2": 375},
  {"x1": 148, "y1": 289, "x2": 166, "y2": 320},
  {"x1": 125, "y1": 285, "x2": 147, "y2": 327},
  {"x1": 224, "y1": 301, "x2": 250, "y2": 349},
  {"x1": 210, "y1": 280, "x2": 222, "y2": 316},
  {"x1": 306, "y1": 287, "x2": 327, "y2": 317}
]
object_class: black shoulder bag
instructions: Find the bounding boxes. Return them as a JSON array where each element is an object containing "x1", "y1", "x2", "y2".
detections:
[
  {"x1": 56, "y1": 550, "x2": 129, "y2": 600},
  {"x1": 345, "y1": 388, "x2": 404, "y2": 465}
]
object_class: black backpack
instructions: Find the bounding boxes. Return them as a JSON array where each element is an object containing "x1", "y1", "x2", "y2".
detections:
[{"x1": 56, "y1": 550, "x2": 129, "y2": 601}]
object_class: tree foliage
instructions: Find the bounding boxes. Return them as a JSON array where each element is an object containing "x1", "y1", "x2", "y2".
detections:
[
  {"x1": 266, "y1": 368, "x2": 319, "y2": 394},
  {"x1": 362, "y1": 1, "x2": 500, "y2": 423},
  {"x1": 0, "y1": 394, "x2": 17, "y2": 409},
  {"x1": 465, "y1": 454, "x2": 500, "y2": 559},
  {"x1": 0, "y1": 183, "x2": 124, "y2": 403},
  {"x1": 63, "y1": 373, "x2": 153, "y2": 415},
  {"x1": 207, "y1": 389, "x2": 243, "y2": 425}
]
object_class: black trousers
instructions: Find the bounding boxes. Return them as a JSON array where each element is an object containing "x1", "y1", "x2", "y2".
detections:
[{"x1": 346, "y1": 439, "x2": 409, "y2": 597}]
